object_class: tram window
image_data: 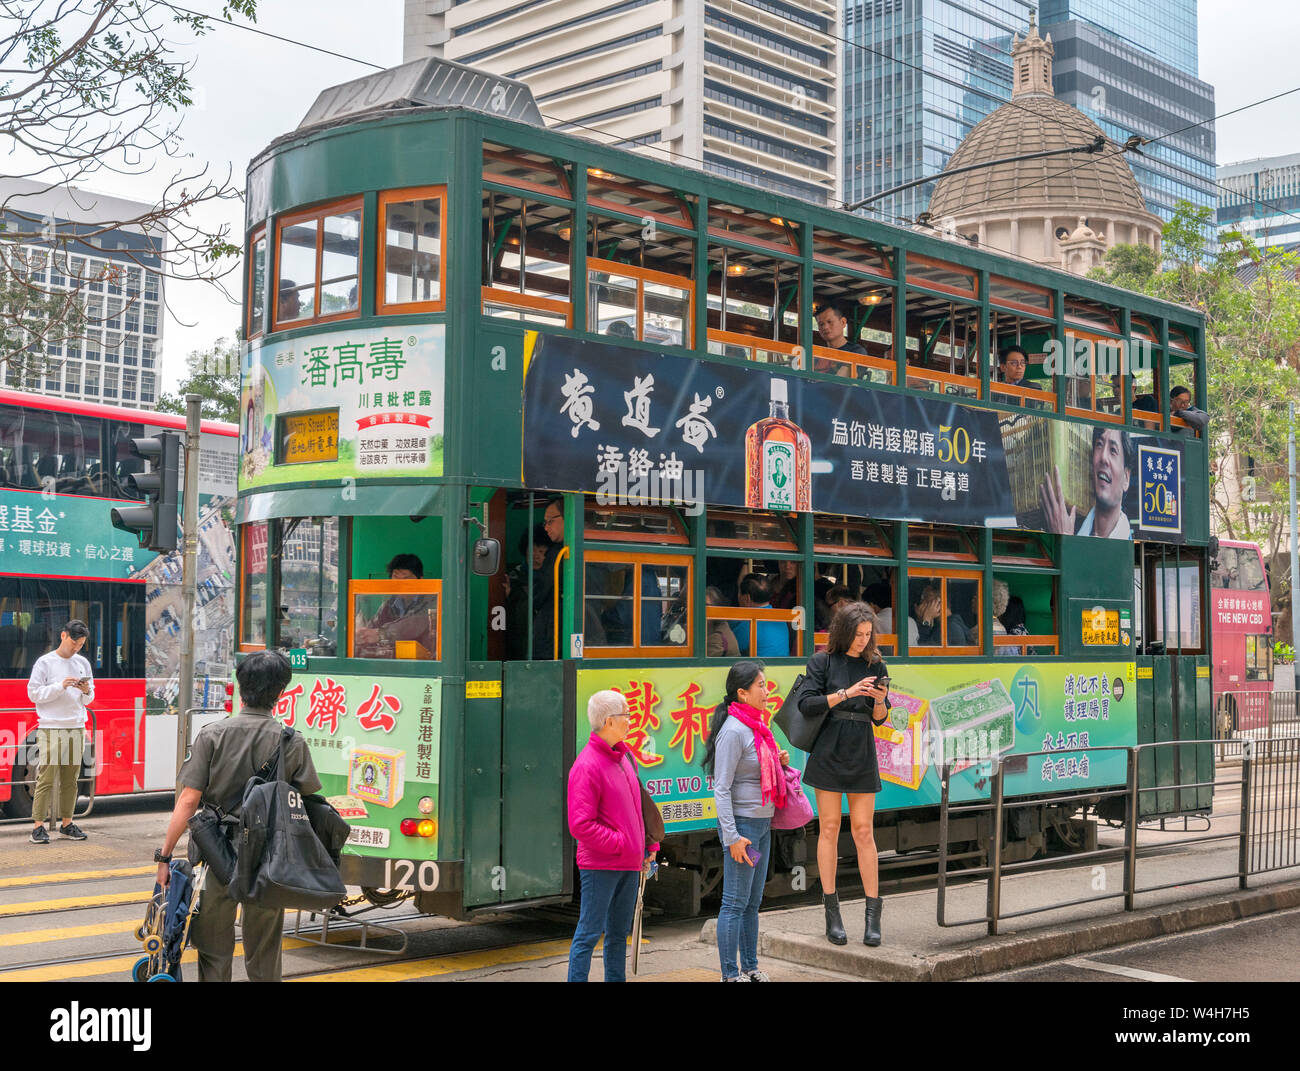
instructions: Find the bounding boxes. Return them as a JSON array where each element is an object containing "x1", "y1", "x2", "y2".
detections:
[
  {"x1": 583, "y1": 552, "x2": 691, "y2": 656},
  {"x1": 1063, "y1": 294, "x2": 1120, "y2": 334},
  {"x1": 587, "y1": 170, "x2": 693, "y2": 229},
  {"x1": 273, "y1": 197, "x2": 363, "y2": 329},
  {"x1": 247, "y1": 227, "x2": 268, "y2": 337},
  {"x1": 810, "y1": 266, "x2": 895, "y2": 383},
  {"x1": 903, "y1": 291, "x2": 980, "y2": 398},
  {"x1": 904, "y1": 254, "x2": 977, "y2": 299},
  {"x1": 379, "y1": 187, "x2": 445, "y2": 314},
  {"x1": 907, "y1": 572, "x2": 981, "y2": 653},
  {"x1": 906, "y1": 525, "x2": 978, "y2": 562},
  {"x1": 583, "y1": 501, "x2": 687, "y2": 544},
  {"x1": 587, "y1": 261, "x2": 691, "y2": 347},
  {"x1": 240, "y1": 522, "x2": 269, "y2": 649},
  {"x1": 1063, "y1": 332, "x2": 1127, "y2": 422},
  {"x1": 705, "y1": 510, "x2": 797, "y2": 551},
  {"x1": 989, "y1": 276, "x2": 1052, "y2": 317},
  {"x1": 990, "y1": 309, "x2": 1055, "y2": 410},
  {"x1": 812, "y1": 562, "x2": 904, "y2": 651},
  {"x1": 272, "y1": 517, "x2": 339, "y2": 656},
  {"x1": 482, "y1": 190, "x2": 572, "y2": 325},
  {"x1": 483, "y1": 144, "x2": 571, "y2": 197},
  {"x1": 708, "y1": 202, "x2": 798, "y2": 254},
  {"x1": 1129, "y1": 354, "x2": 1161, "y2": 430},
  {"x1": 991, "y1": 530, "x2": 1053, "y2": 567},
  {"x1": 1151, "y1": 560, "x2": 1203, "y2": 652},
  {"x1": 706, "y1": 245, "x2": 800, "y2": 351},
  {"x1": 811, "y1": 515, "x2": 892, "y2": 557},
  {"x1": 350, "y1": 580, "x2": 441, "y2": 661},
  {"x1": 812, "y1": 230, "x2": 893, "y2": 281},
  {"x1": 1169, "y1": 358, "x2": 1201, "y2": 435},
  {"x1": 993, "y1": 573, "x2": 1058, "y2": 655}
]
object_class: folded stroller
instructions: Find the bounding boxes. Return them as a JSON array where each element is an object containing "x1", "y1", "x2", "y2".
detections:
[{"x1": 132, "y1": 860, "x2": 202, "y2": 982}]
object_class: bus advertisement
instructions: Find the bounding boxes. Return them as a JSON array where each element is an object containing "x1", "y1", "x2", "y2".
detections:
[
  {"x1": 1211, "y1": 539, "x2": 1272, "y2": 734},
  {"x1": 0, "y1": 389, "x2": 237, "y2": 817}
]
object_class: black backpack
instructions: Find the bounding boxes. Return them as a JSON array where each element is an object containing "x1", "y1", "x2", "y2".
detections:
[{"x1": 227, "y1": 728, "x2": 347, "y2": 912}]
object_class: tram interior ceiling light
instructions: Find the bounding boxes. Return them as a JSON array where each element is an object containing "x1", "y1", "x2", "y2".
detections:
[
  {"x1": 859, "y1": 293, "x2": 883, "y2": 305},
  {"x1": 726, "y1": 263, "x2": 748, "y2": 276}
]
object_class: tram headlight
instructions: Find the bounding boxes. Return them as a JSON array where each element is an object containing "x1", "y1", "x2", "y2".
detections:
[{"x1": 418, "y1": 796, "x2": 435, "y2": 814}]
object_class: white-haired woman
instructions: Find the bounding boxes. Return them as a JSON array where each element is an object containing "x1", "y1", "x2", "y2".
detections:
[{"x1": 566, "y1": 689, "x2": 656, "y2": 982}]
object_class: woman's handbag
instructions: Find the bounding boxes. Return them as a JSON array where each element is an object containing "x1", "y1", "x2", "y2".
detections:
[
  {"x1": 626, "y1": 754, "x2": 666, "y2": 844},
  {"x1": 771, "y1": 765, "x2": 815, "y2": 830},
  {"x1": 774, "y1": 672, "x2": 828, "y2": 751}
]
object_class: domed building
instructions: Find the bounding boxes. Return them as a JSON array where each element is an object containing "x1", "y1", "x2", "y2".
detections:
[{"x1": 926, "y1": 17, "x2": 1161, "y2": 275}]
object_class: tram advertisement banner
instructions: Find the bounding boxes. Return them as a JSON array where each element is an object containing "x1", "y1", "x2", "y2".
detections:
[
  {"x1": 577, "y1": 662, "x2": 1137, "y2": 834},
  {"x1": 240, "y1": 324, "x2": 445, "y2": 490},
  {"x1": 523, "y1": 332, "x2": 1187, "y2": 543},
  {"x1": 258, "y1": 673, "x2": 442, "y2": 857}
]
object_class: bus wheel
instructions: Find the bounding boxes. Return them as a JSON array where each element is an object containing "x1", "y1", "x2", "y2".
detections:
[{"x1": 1216, "y1": 696, "x2": 1238, "y2": 739}]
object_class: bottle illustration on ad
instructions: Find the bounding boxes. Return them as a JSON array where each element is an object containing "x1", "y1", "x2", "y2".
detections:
[{"x1": 745, "y1": 377, "x2": 811, "y2": 511}]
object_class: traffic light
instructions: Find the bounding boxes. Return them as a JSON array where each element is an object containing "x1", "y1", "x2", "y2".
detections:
[{"x1": 110, "y1": 432, "x2": 180, "y2": 552}]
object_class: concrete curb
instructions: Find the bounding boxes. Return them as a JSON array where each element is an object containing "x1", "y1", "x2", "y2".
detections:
[{"x1": 699, "y1": 881, "x2": 1300, "y2": 981}]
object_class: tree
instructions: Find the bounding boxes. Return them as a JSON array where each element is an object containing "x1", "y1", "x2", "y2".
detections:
[
  {"x1": 0, "y1": 1, "x2": 258, "y2": 380},
  {"x1": 155, "y1": 337, "x2": 239, "y2": 422},
  {"x1": 1090, "y1": 201, "x2": 1300, "y2": 634}
]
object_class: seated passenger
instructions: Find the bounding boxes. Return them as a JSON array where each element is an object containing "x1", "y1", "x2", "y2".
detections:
[
  {"x1": 731, "y1": 573, "x2": 790, "y2": 657},
  {"x1": 813, "y1": 297, "x2": 865, "y2": 376},
  {"x1": 999, "y1": 593, "x2": 1030, "y2": 657},
  {"x1": 911, "y1": 583, "x2": 971, "y2": 648},
  {"x1": 354, "y1": 553, "x2": 436, "y2": 658},
  {"x1": 1170, "y1": 386, "x2": 1209, "y2": 432},
  {"x1": 863, "y1": 580, "x2": 919, "y2": 646},
  {"x1": 705, "y1": 586, "x2": 740, "y2": 658},
  {"x1": 1132, "y1": 388, "x2": 1159, "y2": 414},
  {"x1": 998, "y1": 345, "x2": 1029, "y2": 389}
]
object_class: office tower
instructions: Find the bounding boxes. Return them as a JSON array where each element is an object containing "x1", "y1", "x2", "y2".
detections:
[
  {"x1": 403, "y1": 0, "x2": 840, "y2": 204},
  {"x1": 0, "y1": 178, "x2": 163, "y2": 408},
  {"x1": 1217, "y1": 154, "x2": 1300, "y2": 253}
]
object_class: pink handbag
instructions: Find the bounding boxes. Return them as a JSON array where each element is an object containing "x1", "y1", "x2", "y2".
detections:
[{"x1": 771, "y1": 765, "x2": 814, "y2": 830}]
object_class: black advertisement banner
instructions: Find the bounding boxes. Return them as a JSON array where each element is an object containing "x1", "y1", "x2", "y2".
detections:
[{"x1": 521, "y1": 333, "x2": 1187, "y2": 544}]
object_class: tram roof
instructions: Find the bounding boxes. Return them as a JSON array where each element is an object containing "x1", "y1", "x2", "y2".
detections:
[{"x1": 249, "y1": 100, "x2": 1205, "y2": 337}]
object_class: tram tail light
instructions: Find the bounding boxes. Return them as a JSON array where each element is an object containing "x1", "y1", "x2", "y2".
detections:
[
  {"x1": 223, "y1": 682, "x2": 234, "y2": 713},
  {"x1": 400, "y1": 818, "x2": 437, "y2": 838}
]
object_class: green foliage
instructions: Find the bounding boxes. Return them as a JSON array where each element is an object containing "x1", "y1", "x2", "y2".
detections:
[
  {"x1": 155, "y1": 338, "x2": 240, "y2": 423},
  {"x1": 1274, "y1": 642, "x2": 1294, "y2": 666}
]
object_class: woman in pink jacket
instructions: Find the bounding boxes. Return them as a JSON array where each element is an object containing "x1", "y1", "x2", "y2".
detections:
[{"x1": 566, "y1": 689, "x2": 655, "y2": 982}]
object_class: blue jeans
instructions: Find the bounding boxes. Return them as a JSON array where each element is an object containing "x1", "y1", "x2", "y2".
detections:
[
  {"x1": 567, "y1": 869, "x2": 640, "y2": 982},
  {"x1": 717, "y1": 815, "x2": 771, "y2": 979}
]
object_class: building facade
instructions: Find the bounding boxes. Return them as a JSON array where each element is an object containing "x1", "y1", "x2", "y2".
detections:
[
  {"x1": 844, "y1": 0, "x2": 1214, "y2": 232},
  {"x1": 1218, "y1": 153, "x2": 1300, "y2": 253},
  {"x1": 0, "y1": 178, "x2": 162, "y2": 408},
  {"x1": 402, "y1": 0, "x2": 840, "y2": 204}
]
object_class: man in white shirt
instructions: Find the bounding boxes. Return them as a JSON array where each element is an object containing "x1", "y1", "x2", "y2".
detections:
[{"x1": 27, "y1": 620, "x2": 94, "y2": 844}]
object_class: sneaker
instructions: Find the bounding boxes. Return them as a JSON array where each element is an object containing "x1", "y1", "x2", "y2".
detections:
[
  {"x1": 744, "y1": 969, "x2": 771, "y2": 982},
  {"x1": 30, "y1": 826, "x2": 49, "y2": 845},
  {"x1": 722, "y1": 974, "x2": 750, "y2": 982},
  {"x1": 58, "y1": 822, "x2": 87, "y2": 841}
]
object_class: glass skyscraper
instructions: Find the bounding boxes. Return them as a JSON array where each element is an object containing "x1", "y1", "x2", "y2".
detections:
[{"x1": 843, "y1": 0, "x2": 1215, "y2": 232}]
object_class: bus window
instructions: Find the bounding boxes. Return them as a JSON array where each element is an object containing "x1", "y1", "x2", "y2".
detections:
[
  {"x1": 240, "y1": 522, "x2": 269, "y2": 649},
  {"x1": 350, "y1": 579, "x2": 441, "y2": 661},
  {"x1": 582, "y1": 551, "x2": 691, "y2": 657},
  {"x1": 108, "y1": 421, "x2": 146, "y2": 499},
  {"x1": 273, "y1": 517, "x2": 340, "y2": 656},
  {"x1": 1245, "y1": 635, "x2": 1273, "y2": 681},
  {"x1": 378, "y1": 186, "x2": 446, "y2": 315}
]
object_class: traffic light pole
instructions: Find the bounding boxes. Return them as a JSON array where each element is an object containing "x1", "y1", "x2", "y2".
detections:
[{"x1": 175, "y1": 394, "x2": 203, "y2": 780}]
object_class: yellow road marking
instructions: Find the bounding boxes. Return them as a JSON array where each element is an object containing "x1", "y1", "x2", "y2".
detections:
[
  {"x1": 0, "y1": 891, "x2": 148, "y2": 918},
  {"x1": 0, "y1": 950, "x2": 199, "y2": 983},
  {"x1": 0, "y1": 866, "x2": 154, "y2": 890},
  {"x1": 0, "y1": 919, "x2": 139, "y2": 947},
  {"x1": 297, "y1": 938, "x2": 575, "y2": 982}
]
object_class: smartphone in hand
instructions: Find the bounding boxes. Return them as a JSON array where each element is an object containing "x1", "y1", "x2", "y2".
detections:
[{"x1": 744, "y1": 845, "x2": 762, "y2": 867}]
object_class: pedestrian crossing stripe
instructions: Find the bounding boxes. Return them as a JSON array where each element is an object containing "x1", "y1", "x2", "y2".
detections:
[
  {"x1": 0, "y1": 891, "x2": 148, "y2": 918},
  {"x1": 0, "y1": 919, "x2": 138, "y2": 948},
  {"x1": 296, "y1": 938, "x2": 575, "y2": 982},
  {"x1": 0, "y1": 866, "x2": 154, "y2": 890}
]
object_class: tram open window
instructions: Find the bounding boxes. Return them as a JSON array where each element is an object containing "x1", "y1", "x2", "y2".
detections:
[
  {"x1": 378, "y1": 186, "x2": 446, "y2": 315},
  {"x1": 1128, "y1": 351, "x2": 1162, "y2": 431},
  {"x1": 706, "y1": 244, "x2": 800, "y2": 363},
  {"x1": 810, "y1": 267, "x2": 895, "y2": 383},
  {"x1": 907, "y1": 570, "x2": 981, "y2": 654},
  {"x1": 906, "y1": 524, "x2": 979, "y2": 563},
  {"x1": 240, "y1": 522, "x2": 269, "y2": 650},
  {"x1": 350, "y1": 579, "x2": 441, "y2": 661},
  {"x1": 583, "y1": 551, "x2": 691, "y2": 658},
  {"x1": 812, "y1": 561, "x2": 904, "y2": 655},
  {"x1": 588, "y1": 262, "x2": 692, "y2": 347},
  {"x1": 1168, "y1": 355, "x2": 1203, "y2": 437},
  {"x1": 903, "y1": 290, "x2": 980, "y2": 398},
  {"x1": 483, "y1": 144, "x2": 572, "y2": 198},
  {"x1": 273, "y1": 197, "x2": 362, "y2": 329},
  {"x1": 990, "y1": 308, "x2": 1055, "y2": 410},
  {"x1": 247, "y1": 226, "x2": 268, "y2": 338},
  {"x1": 586, "y1": 169, "x2": 693, "y2": 230},
  {"x1": 481, "y1": 190, "x2": 572, "y2": 326},
  {"x1": 583, "y1": 500, "x2": 688, "y2": 545},
  {"x1": 1063, "y1": 330, "x2": 1127, "y2": 423},
  {"x1": 271, "y1": 517, "x2": 340, "y2": 656},
  {"x1": 992, "y1": 571, "x2": 1059, "y2": 656},
  {"x1": 704, "y1": 510, "x2": 799, "y2": 656}
]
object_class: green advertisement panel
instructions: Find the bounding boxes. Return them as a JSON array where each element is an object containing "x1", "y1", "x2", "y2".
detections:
[
  {"x1": 0, "y1": 488, "x2": 146, "y2": 579},
  {"x1": 240, "y1": 324, "x2": 445, "y2": 490},
  {"x1": 577, "y1": 661, "x2": 1137, "y2": 835},
  {"x1": 256, "y1": 673, "x2": 442, "y2": 857}
]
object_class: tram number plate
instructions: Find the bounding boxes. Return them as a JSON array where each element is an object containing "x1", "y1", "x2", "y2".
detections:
[{"x1": 384, "y1": 859, "x2": 442, "y2": 893}]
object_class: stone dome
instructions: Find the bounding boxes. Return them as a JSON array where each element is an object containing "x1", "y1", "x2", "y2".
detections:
[{"x1": 924, "y1": 17, "x2": 1161, "y2": 275}]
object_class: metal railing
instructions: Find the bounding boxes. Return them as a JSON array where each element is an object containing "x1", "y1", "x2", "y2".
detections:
[
  {"x1": 936, "y1": 729, "x2": 1300, "y2": 935},
  {"x1": 1216, "y1": 689, "x2": 1299, "y2": 740}
]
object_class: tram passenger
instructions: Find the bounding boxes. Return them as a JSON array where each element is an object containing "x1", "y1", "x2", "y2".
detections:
[
  {"x1": 532, "y1": 498, "x2": 566, "y2": 660},
  {"x1": 812, "y1": 297, "x2": 865, "y2": 376},
  {"x1": 276, "y1": 280, "x2": 301, "y2": 322},
  {"x1": 998, "y1": 345, "x2": 1029, "y2": 388},
  {"x1": 504, "y1": 525, "x2": 549, "y2": 661},
  {"x1": 911, "y1": 583, "x2": 970, "y2": 647},
  {"x1": 797, "y1": 603, "x2": 891, "y2": 946},
  {"x1": 705, "y1": 660, "x2": 790, "y2": 981},
  {"x1": 863, "y1": 581, "x2": 919, "y2": 646},
  {"x1": 999, "y1": 593, "x2": 1031, "y2": 657},
  {"x1": 732, "y1": 573, "x2": 789, "y2": 657},
  {"x1": 706, "y1": 586, "x2": 740, "y2": 658},
  {"x1": 770, "y1": 559, "x2": 798, "y2": 612},
  {"x1": 1170, "y1": 386, "x2": 1209, "y2": 432},
  {"x1": 354, "y1": 553, "x2": 435, "y2": 658},
  {"x1": 566, "y1": 690, "x2": 657, "y2": 982}
]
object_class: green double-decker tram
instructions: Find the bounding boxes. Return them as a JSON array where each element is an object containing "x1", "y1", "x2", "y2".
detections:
[{"x1": 236, "y1": 60, "x2": 1212, "y2": 917}]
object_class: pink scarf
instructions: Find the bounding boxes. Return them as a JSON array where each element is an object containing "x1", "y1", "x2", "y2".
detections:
[{"x1": 727, "y1": 701, "x2": 787, "y2": 809}]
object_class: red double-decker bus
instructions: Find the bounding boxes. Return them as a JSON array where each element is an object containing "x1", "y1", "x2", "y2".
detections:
[
  {"x1": 1211, "y1": 539, "x2": 1273, "y2": 734},
  {"x1": 0, "y1": 388, "x2": 237, "y2": 817}
]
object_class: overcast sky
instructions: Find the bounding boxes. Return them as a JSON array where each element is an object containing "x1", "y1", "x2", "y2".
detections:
[{"x1": 67, "y1": 0, "x2": 1295, "y2": 393}]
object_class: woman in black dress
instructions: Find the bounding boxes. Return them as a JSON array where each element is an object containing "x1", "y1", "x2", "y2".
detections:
[{"x1": 798, "y1": 602, "x2": 891, "y2": 946}]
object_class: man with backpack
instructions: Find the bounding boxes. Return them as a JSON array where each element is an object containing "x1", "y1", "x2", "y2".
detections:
[{"x1": 153, "y1": 650, "x2": 321, "y2": 982}]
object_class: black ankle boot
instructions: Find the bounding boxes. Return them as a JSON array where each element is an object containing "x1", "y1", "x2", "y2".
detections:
[
  {"x1": 864, "y1": 896, "x2": 883, "y2": 946},
  {"x1": 823, "y1": 892, "x2": 847, "y2": 945}
]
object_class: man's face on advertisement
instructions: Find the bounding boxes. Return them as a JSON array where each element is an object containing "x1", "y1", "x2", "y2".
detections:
[{"x1": 1092, "y1": 429, "x2": 1130, "y2": 511}]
